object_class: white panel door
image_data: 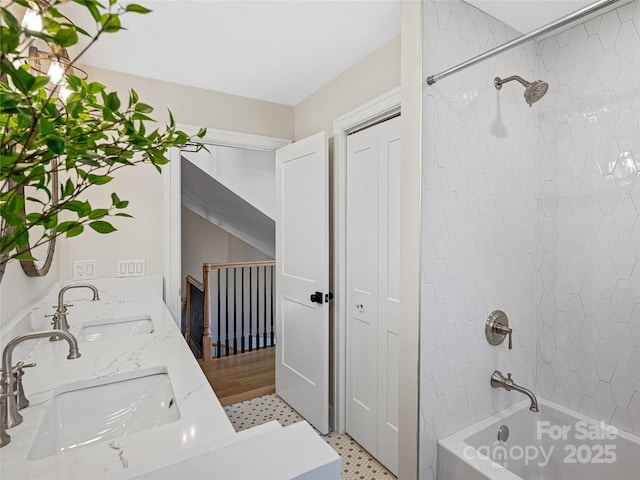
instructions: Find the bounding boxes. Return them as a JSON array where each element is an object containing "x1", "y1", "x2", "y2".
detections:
[
  {"x1": 376, "y1": 117, "x2": 401, "y2": 474},
  {"x1": 346, "y1": 125, "x2": 380, "y2": 454},
  {"x1": 346, "y1": 116, "x2": 400, "y2": 475},
  {"x1": 275, "y1": 132, "x2": 330, "y2": 435}
]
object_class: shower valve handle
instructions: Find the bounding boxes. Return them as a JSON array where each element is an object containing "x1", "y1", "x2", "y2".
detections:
[
  {"x1": 485, "y1": 310, "x2": 513, "y2": 350},
  {"x1": 496, "y1": 325, "x2": 512, "y2": 349},
  {"x1": 493, "y1": 323, "x2": 512, "y2": 349}
]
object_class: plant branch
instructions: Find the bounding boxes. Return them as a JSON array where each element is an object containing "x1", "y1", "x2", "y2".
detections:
[{"x1": 0, "y1": 0, "x2": 200, "y2": 274}]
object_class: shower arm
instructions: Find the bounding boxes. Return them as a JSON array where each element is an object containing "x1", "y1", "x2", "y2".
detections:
[{"x1": 494, "y1": 76, "x2": 528, "y2": 90}]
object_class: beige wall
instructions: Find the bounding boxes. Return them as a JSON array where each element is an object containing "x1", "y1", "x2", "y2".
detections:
[
  {"x1": 1, "y1": 34, "x2": 399, "y2": 326},
  {"x1": 181, "y1": 206, "x2": 272, "y2": 283},
  {"x1": 57, "y1": 161, "x2": 166, "y2": 280},
  {"x1": 2, "y1": 67, "x2": 293, "y2": 324},
  {"x1": 398, "y1": 3, "x2": 421, "y2": 476},
  {"x1": 294, "y1": 36, "x2": 400, "y2": 141},
  {"x1": 83, "y1": 66, "x2": 294, "y2": 140},
  {"x1": 55, "y1": 68, "x2": 294, "y2": 282}
]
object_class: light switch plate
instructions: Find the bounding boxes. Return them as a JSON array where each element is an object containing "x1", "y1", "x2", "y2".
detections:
[{"x1": 117, "y1": 259, "x2": 146, "y2": 277}]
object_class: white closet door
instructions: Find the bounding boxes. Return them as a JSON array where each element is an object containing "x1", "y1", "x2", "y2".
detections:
[
  {"x1": 346, "y1": 115, "x2": 400, "y2": 475},
  {"x1": 376, "y1": 116, "x2": 401, "y2": 474},
  {"x1": 346, "y1": 125, "x2": 380, "y2": 455}
]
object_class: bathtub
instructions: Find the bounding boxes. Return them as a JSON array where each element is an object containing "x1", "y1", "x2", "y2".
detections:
[{"x1": 437, "y1": 399, "x2": 639, "y2": 479}]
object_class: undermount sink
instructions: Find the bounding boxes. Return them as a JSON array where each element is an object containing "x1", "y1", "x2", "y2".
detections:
[
  {"x1": 78, "y1": 314, "x2": 154, "y2": 342},
  {"x1": 28, "y1": 366, "x2": 180, "y2": 460}
]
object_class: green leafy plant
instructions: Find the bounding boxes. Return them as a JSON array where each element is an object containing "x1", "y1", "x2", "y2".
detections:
[{"x1": 0, "y1": 0, "x2": 204, "y2": 279}]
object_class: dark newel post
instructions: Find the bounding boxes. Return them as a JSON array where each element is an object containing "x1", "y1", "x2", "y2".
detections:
[
  {"x1": 249, "y1": 267, "x2": 253, "y2": 352},
  {"x1": 217, "y1": 269, "x2": 221, "y2": 358},
  {"x1": 241, "y1": 267, "x2": 245, "y2": 353},
  {"x1": 270, "y1": 264, "x2": 274, "y2": 347},
  {"x1": 225, "y1": 268, "x2": 229, "y2": 356},
  {"x1": 263, "y1": 265, "x2": 267, "y2": 348},
  {"x1": 233, "y1": 267, "x2": 237, "y2": 355},
  {"x1": 256, "y1": 265, "x2": 260, "y2": 350}
]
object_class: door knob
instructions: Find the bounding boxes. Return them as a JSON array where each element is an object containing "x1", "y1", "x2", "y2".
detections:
[
  {"x1": 310, "y1": 291, "x2": 333, "y2": 304},
  {"x1": 310, "y1": 292, "x2": 323, "y2": 304}
]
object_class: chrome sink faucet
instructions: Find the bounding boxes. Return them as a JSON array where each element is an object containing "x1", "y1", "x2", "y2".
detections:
[
  {"x1": 491, "y1": 370, "x2": 539, "y2": 412},
  {"x1": 1, "y1": 330, "x2": 81, "y2": 447},
  {"x1": 49, "y1": 283, "x2": 100, "y2": 340}
]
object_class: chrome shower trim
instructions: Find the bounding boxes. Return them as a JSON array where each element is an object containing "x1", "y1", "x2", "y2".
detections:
[
  {"x1": 494, "y1": 75, "x2": 529, "y2": 90},
  {"x1": 494, "y1": 75, "x2": 549, "y2": 106},
  {"x1": 426, "y1": 0, "x2": 625, "y2": 86}
]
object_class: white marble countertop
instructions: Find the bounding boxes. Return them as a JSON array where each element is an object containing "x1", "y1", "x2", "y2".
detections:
[{"x1": 0, "y1": 276, "x2": 237, "y2": 479}]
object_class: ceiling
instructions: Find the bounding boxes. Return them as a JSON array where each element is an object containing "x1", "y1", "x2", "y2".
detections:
[
  {"x1": 62, "y1": 1, "x2": 607, "y2": 106},
  {"x1": 64, "y1": 0, "x2": 401, "y2": 106}
]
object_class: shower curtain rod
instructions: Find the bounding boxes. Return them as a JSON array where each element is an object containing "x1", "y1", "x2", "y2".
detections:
[{"x1": 426, "y1": 0, "x2": 625, "y2": 86}]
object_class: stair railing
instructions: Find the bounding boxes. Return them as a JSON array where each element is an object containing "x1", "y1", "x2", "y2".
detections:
[
  {"x1": 183, "y1": 275, "x2": 205, "y2": 358},
  {"x1": 202, "y1": 260, "x2": 275, "y2": 361}
]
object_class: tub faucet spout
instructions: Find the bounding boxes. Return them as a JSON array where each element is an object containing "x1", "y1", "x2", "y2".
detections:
[{"x1": 491, "y1": 370, "x2": 539, "y2": 412}]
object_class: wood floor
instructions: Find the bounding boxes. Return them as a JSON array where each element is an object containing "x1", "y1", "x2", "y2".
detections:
[{"x1": 198, "y1": 347, "x2": 275, "y2": 406}]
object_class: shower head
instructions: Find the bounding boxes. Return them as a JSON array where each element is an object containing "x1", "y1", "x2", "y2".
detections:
[
  {"x1": 524, "y1": 80, "x2": 549, "y2": 105},
  {"x1": 494, "y1": 75, "x2": 548, "y2": 106}
]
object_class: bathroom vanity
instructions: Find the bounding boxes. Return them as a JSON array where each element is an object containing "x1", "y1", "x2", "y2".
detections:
[{"x1": 0, "y1": 276, "x2": 340, "y2": 479}]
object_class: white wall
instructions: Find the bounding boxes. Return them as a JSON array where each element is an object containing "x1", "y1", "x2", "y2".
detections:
[
  {"x1": 183, "y1": 146, "x2": 275, "y2": 219},
  {"x1": 181, "y1": 206, "x2": 272, "y2": 283},
  {"x1": 294, "y1": 36, "x2": 400, "y2": 141},
  {"x1": 0, "y1": 260, "x2": 59, "y2": 327},
  {"x1": 420, "y1": 2, "x2": 539, "y2": 478}
]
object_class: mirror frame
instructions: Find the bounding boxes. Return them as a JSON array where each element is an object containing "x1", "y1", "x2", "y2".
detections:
[{"x1": 19, "y1": 167, "x2": 58, "y2": 277}]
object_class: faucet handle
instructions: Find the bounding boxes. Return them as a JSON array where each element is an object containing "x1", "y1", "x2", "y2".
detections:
[
  {"x1": 14, "y1": 362, "x2": 36, "y2": 371},
  {"x1": 12, "y1": 362, "x2": 35, "y2": 410},
  {"x1": 52, "y1": 304, "x2": 72, "y2": 311},
  {"x1": 485, "y1": 310, "x2": 513, "y2": 349},
  {"x1": 495, "y1": 324, "x2": 513, "y2": 349}
]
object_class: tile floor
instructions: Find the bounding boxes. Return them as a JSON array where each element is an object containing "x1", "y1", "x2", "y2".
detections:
[{"x1": 224, "y1": 394, "x2": 396, "y2": 480}]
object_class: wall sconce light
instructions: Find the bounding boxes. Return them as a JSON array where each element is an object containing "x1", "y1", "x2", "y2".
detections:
[
  {"x1": 21, "y1": 7, "x2": 43, "y2": 32},
  {"x1": 25, "y1": 46, "x2": 88, "y2": 100},
  {"x1": 16, "y1": 2, "x2": 87, "y2": 102},
  {"x1": 27, "y1": 46, "x2": 87, "y2": 83}
]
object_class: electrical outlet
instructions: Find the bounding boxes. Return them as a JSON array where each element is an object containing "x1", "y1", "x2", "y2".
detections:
[
  {"x1": 117, "y1": 259, "x2": 146, "y2": 277},
  {"x1": 73, "y1": 260, "x2": 98, "y2": 280}
]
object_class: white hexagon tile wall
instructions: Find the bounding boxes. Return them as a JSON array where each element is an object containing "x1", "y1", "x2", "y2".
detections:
[
  {"x1": 420, "y1": 1, "x2": 640, "y2": 479},
  {"x1": 534, "y1": 2, "x2": 640, "y2": 437}
]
